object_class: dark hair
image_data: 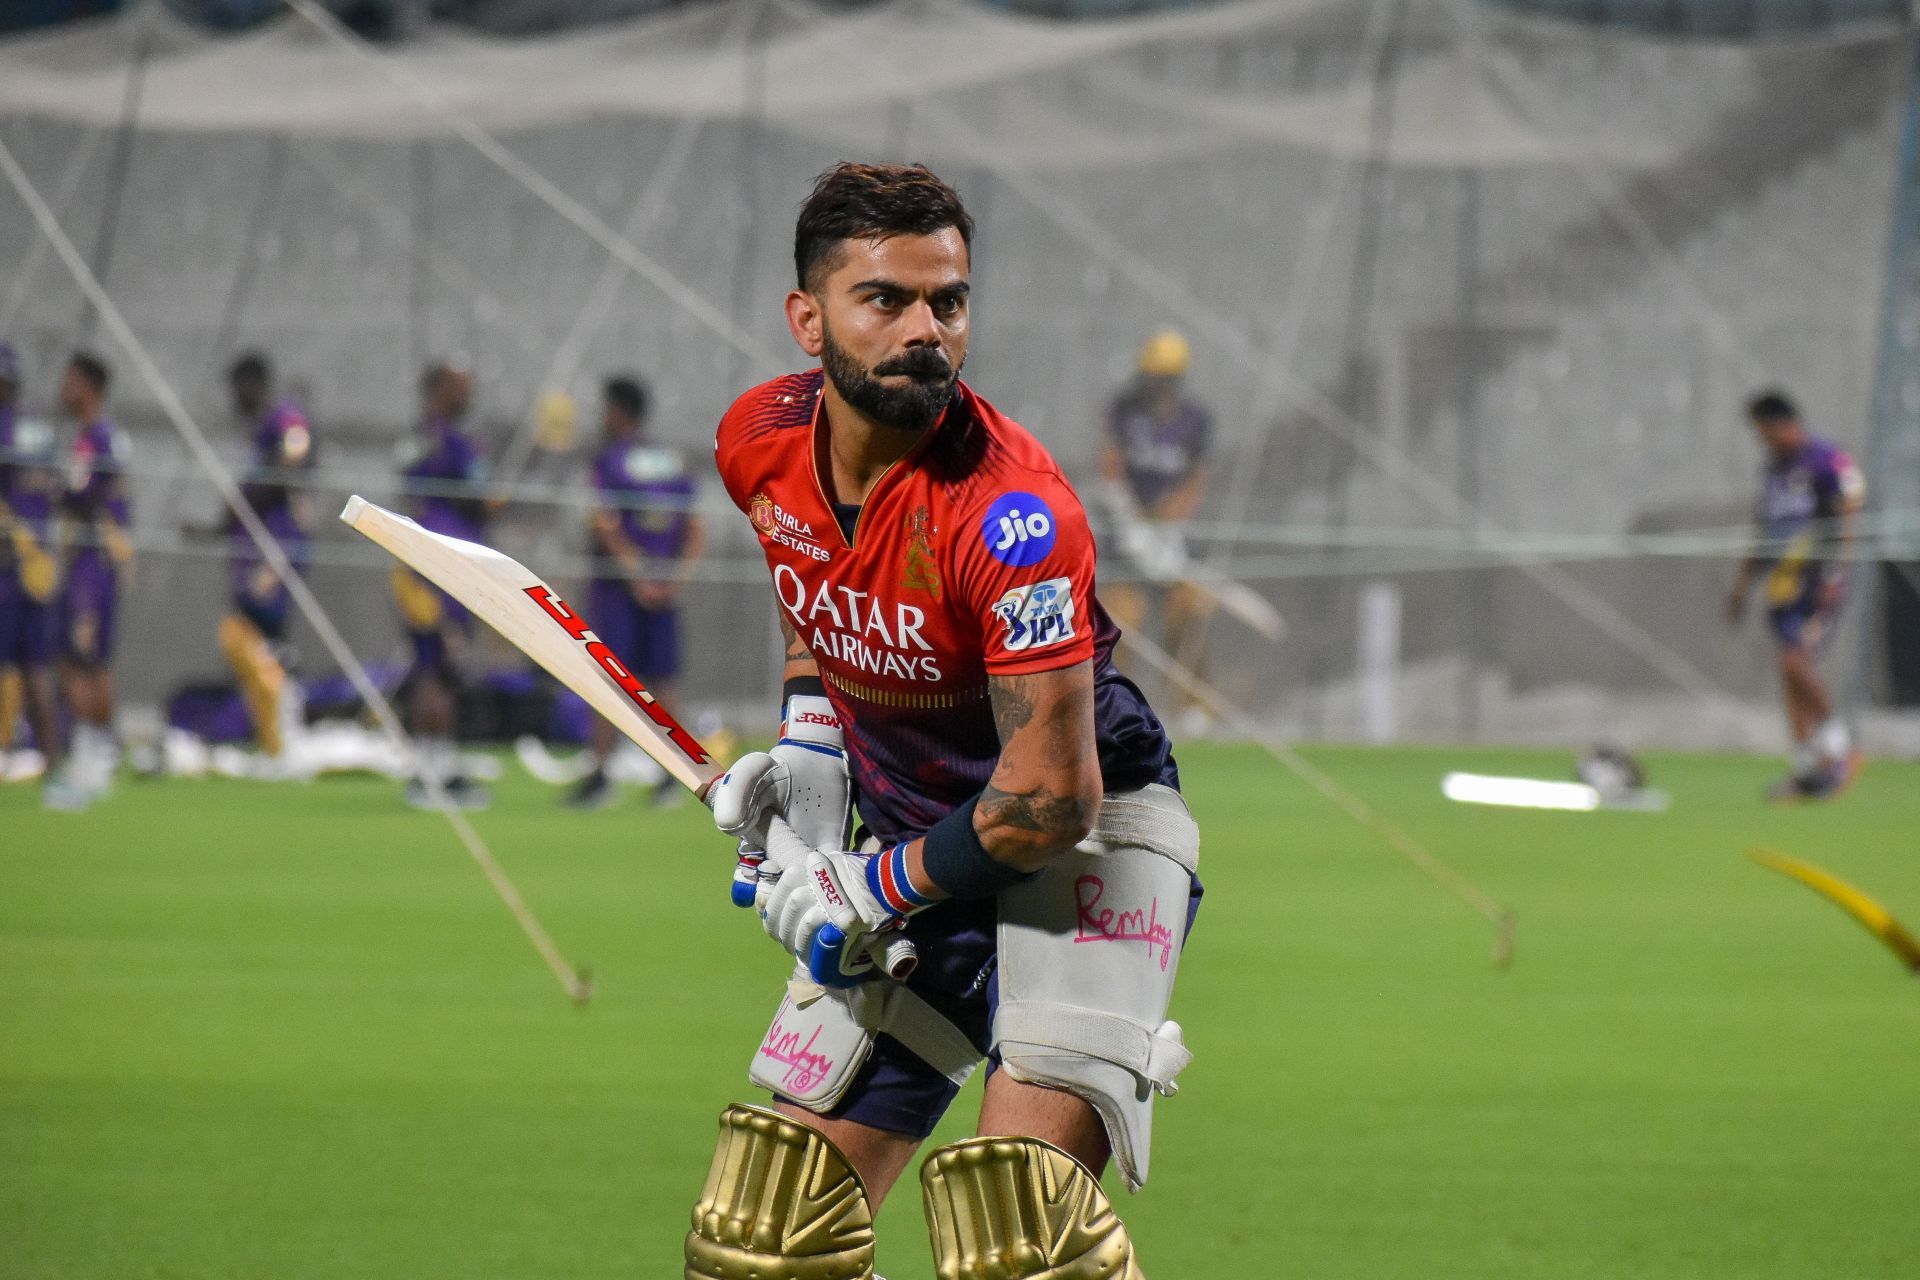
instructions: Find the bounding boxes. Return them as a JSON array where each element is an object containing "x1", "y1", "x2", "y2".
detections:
[
  {"x1": 604, "y1": 375, "x2": 648, "y2": 423},
  {"x1": 794, "y1": 162, "x2": 974, "y2": 292},
  {"x1": 68, "y1": 350, "x2": 111, "y2": 394},
  {"x1": 229, "y1": 351, "x2": 272, "y2": 384},
  {"x1": 1747, "y1": 389, "x2": 1799, "y2": 423}
]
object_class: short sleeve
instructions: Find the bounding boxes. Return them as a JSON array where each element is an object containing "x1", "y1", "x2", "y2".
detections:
[
  {"x1": 462, "y1": 439, "x2": 489, "y2": 485},
  {"x1": 1813, "y1": 447, "x2": 1865, "y2": 514},
  {"x1": 714, "y1": 410, "x2": 750, "y2": 513},
  {"x1": 950, "y1": 476, "x2": 1098, "y2": 676}
]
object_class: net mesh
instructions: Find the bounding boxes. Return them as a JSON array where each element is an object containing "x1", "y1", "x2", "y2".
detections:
[{"x1": 0, "y1": 0, "x2": 1912, "y2": 749}]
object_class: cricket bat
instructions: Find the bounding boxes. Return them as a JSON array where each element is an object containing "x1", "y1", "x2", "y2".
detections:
[{"x1": 340, "y1": 496, "x2": 915, "y2": 980}]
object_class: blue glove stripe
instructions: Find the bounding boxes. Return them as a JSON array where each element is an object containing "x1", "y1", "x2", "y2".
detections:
[
  {"x1": 774, "y1": 739, "x2": 845, "y2": 759},
  {"x1": 866, "y1": 842, "x2": 935, "y2": 917}
]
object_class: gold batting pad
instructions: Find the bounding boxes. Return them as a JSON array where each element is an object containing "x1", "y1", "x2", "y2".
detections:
[
  {"x1": 921, "y1": 1137, "x2": 1144, "y2": 1280},
  {"x1": 685, "y1": 1104, "x2": 875, "y2": 1280}
]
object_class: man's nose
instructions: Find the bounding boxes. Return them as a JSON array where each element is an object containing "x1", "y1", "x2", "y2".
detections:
[{"x1": 900, "y1": 299, "x2": 943, "y2": 346}]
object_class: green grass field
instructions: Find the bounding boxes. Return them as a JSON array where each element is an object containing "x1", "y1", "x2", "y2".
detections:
[{"x1": 3, "y1": 743, "x2": 1917, "y2": 1278}]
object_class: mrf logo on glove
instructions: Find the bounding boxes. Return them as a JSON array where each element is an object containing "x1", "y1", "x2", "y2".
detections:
[{"x1": 812, "y1": 866, "x2": 846, "y2": 909}]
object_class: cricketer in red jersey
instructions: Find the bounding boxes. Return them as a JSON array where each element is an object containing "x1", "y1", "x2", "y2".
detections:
[{"x1": 688, "y1": 163, "x2": 1197, "y2": 1280}]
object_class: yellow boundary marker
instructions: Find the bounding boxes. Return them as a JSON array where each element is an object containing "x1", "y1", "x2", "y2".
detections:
[{"x1": 1747, "y1": 846, "x2": 1920, "y2": 974}]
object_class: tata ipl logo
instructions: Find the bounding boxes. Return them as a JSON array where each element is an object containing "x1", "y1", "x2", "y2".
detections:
[{"x1": 982, "y1": 492, "x2": 1056, "y2": 567}]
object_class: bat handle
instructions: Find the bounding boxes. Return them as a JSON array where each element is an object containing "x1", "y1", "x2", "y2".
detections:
[{"x1": 809, "y1": 923, "x2": 918, "y2": 987}]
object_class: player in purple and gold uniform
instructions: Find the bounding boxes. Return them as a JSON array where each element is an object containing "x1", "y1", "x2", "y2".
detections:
[
  {"x1": 394, "y1": 360, "x2": 491, "y2": 809},
  {"x1": 1099, "y1": 329, "x2": 1214, "y2": 713},
  {"x1": 46, "y1": 351, "x2": 132, "y2": 809},
  {"x1": 567, "y1": 374, "x2": 705, "y2": 809},
  {"x1": 217, "y1": 352, "x2": 316, "y2": 767},
  {"x1": 1726, "y1": 390, "x2": 1865, "y2": 801},
  {"x1": 0, "y1": 343, "x2": 62, "y2": 778}
]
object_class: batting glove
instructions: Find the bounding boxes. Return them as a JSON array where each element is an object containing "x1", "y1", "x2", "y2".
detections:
[
  {"x1": 760, "y1": 843, "x2": 930, "y2": 987},
  {"x1": 709, "y1": 694, "x2": 850, "y2": 908}
]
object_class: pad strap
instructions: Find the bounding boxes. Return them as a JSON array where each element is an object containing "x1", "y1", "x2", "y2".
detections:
[
  {"x1": 880, "y1": 984, "x2": 981, "y2": 1088},
  {"x1": 993, "y1": 1001, "x2": 1192, "y2": 1096},
  {"x1": 1086, "y1": 784, "x2": 1199, "y2": 873}
]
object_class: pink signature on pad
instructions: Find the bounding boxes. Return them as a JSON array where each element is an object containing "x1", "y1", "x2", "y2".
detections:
[
  {"x1": 758, "y1": 1003, "x2": 835, "y2": 1092},
  {"x1": 1074, "y1": 874, "x2": 1175, "y2": 972}
]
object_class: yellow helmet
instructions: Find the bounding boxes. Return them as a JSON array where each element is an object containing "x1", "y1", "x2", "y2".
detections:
[
  {"x1": 533, "y1": 389, "x2": 578, "y2": 452},
  {"x1": 1137, "y1": 329, "x2": 1190, "y2": 377}
]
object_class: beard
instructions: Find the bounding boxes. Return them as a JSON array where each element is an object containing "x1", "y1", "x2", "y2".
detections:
[{"x1": 821, "y1": 325, "x2": 960, "y2": 434}]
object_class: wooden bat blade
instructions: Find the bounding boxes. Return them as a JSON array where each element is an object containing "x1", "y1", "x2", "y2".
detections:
[{"x1": 340, "y1": 496, "x2": 724, "y2": 796}]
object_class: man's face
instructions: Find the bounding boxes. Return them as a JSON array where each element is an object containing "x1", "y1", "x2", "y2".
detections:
[
  {"x1": 231, "y1": 372, "x2": 267, "y2": 419},
  {"x1": 1753, "y1": 416, "x2": 1805, "y2": 460},
  {"x1": 59, "y1": 365, "x2": 91, "y2": 418},
  {"x1": 603, "y1": 401, "x2": 638, "y2": 440},
  {"x1": 791, "y1": 228, "x2": 970, "y2": 435},
  {"x1": 426, "y1": 369, "x2": 471, "y2": 422}
]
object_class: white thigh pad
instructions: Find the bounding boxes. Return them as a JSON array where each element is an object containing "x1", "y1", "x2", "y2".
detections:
[
  {"x1": 749, "y1": 967, "x2": 982, "y2": 1111},
  {"x1": 992, "y1": 783, "x2": 1199, "y2": 1193}
]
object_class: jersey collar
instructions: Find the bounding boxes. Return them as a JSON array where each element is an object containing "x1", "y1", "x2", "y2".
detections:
[{"x1": 808, "y1": 374, "x2": 969, "y2": 550}]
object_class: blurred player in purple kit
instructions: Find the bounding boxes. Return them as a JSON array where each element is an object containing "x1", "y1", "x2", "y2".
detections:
[
  {"x1": 45, "y1": 351, "x2": 133, "y2": 810},
  {"x1": 394, "y1": 360, "x2": 491, "y2": 809},
  {"x1": 566, "y1": 374, "x2": 706, "y2": 809},
  {"x1": 1726, "y1": 390, "x2": 1865, "y2": 801},
  {"x1": 0, "y1": 342, "x2": 63, "y2": 780},
  {"x1": 219, "y1": 352, "x2": 316, "y2": 771},
  {"x1": 1099, "y1": 329, "x2": 1214, "y2": 715}
]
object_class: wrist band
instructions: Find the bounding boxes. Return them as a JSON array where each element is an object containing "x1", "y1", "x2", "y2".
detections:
[
  {"x1": 866, "y1": 841, "x2": 936, "y2": 917},
  {"x1": 782, "y1": 675, "x2": 827, "y2": 703},
  {"x1": 920, "y1": 795, "x2": 1030, "y2": 900}
]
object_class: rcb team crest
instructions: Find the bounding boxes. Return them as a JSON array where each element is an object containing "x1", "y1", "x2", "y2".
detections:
[
  {"x1": 749, "y1": 493, "x2": 777, "y2": 537},
  {"x1": 902, "y1": 504, "x2": 942, "y2": 599}
]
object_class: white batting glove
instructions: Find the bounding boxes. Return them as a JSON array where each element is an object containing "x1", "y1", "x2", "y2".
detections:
[
  {"x1": 709, "y1": 694, "x2": 850, "y2": 909},
  {"x1": 759, "y1": 843, "x2": 930, "y2": 987}
]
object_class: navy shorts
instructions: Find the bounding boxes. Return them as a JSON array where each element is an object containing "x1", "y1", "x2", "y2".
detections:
[
  {"x1": 778, "y1": 878, "x2": 1203, "y2": 1140},
  {"x1": 0, "y1": 574, "x2": 55, "y2": 667},
  {"x1": 587, "y1": 580, "x2": 679, "y2": 680},
  {"x1": 1767, "y1": 572, "x2": 1841, "y2": 651},
  {"x1": 407, "y1": 616, "x2": 471, "y2": 680},
  {"x1": 57, "y1": 551, "x2": 117, "y2": 666}
]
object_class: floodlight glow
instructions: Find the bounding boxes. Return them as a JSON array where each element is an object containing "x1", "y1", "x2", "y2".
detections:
[{"x1": 1441, "y1": 772, "x2": 1602, "y2": 811}]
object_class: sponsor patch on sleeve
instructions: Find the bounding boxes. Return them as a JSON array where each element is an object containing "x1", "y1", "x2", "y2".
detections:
[
  {"x1": 991, "y1": 576, "x2": 1077, "y2": 653},
  {"x1": 981, "y1": 492, "x2": 1056, "y2": 567}
]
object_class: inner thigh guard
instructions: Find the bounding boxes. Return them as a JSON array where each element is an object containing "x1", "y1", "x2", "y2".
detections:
[
  {"x1": 993, "y1": 784, "x2": 1200, "y2": 1192},
  {"x1": 684, "y1": 1104, "x2": 875, "y2": 1280}
]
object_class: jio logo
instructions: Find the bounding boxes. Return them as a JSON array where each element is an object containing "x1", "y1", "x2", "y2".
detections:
[{"x1": 982, "y1": 492, "x2": 1056, "y2": 567}]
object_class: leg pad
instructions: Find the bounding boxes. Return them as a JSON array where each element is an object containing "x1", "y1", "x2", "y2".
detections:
[
  {"x1": 920, "y1": 1136, "x2": 1143, "y2": 1280},
  {"x1": 685, "y1": 1104, "x2": 875, "y2": 1280}
]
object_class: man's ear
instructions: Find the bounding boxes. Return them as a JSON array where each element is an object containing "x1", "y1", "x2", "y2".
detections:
[{"x1": 785, "y1": 289, "x2": 825, "y2": 359}]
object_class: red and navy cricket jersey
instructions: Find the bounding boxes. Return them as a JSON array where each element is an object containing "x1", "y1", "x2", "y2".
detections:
[{"x1": 715, "y1": 369, "x2": 1176, "y2": 843}]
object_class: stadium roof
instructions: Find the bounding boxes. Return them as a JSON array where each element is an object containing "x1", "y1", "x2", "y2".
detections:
[{"x1": 0, "y1": 0, "x2": 1895, "y2": 166}]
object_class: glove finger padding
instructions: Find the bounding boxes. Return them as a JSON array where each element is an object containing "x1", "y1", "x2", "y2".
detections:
[
  {"x1": 804, "y1": 851, "x2": 866, "y2": 936},
  {"x1": 761, "y1": 857, "x2": 831, "y2": 960},
  {"x1": 708, "y1": 751, "x2": 786, "y2": 843}
]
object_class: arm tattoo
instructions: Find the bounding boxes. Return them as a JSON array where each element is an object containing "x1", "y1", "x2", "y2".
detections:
[
  {"x1": 981, "y1": 671, "x2": 1099, "y2": 850},
  {"x1": 978, "y1": 781, "x2": 1096, "y2": 840},
  {"x1": 778, "y1": 611, "x2": 811, "y2": 663},
  {"x1": 987, "y1": 674, "x2": 1035, "y2": 743}
]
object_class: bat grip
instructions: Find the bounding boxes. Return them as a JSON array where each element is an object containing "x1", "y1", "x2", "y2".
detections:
[{"x1": 809, "y1": 923, "x2": 918, "y2": 987}]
